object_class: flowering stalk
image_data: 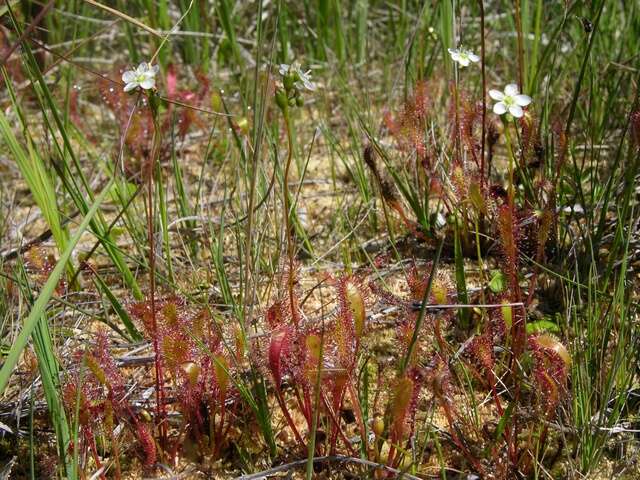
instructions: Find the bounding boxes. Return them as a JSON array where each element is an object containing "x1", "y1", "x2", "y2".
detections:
[
  {"x1": 502, "y1": 124, "x2": 528, "y2": 468},
  {"x1": 276, "y1": 63, "x2": 316, "y2": 324},
  {"x1": 146, "y1": 85, "x2": 167, "y2": 454},
  {"x1": 478, "y1": 0, "x2": 487, "y2": 185},
  {"x1": 121, "y1": 60, "x2": 167, "y2": 454},
  {"x1": 282, "y1": 111, "x2": 297, "y2": 324},
  {"x1": 503, "y1": 122, "x2": 516, "y2": 205}
]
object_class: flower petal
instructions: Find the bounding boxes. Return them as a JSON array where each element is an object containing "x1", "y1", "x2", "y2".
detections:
[
  {"x1": 447, "y1": 48, "x2": 458, "y2": 55},
  {"x1": 139, "y1": 77, "x2": 156, "y2": 90},
  {"x1": 123, "y1": 82, "x2": 138, "y2": 92},
  {"x1": 505, "y1": 83, "x2": 519, "y2": 96},
  {"x1": 450, "y1": 52, "x2": 461, "y2": 62},
  {"x1": 468, "y1": 53, "x2": 480, "y2": 62},
  {"x1": 489, "y1": 89, "x2": 504, "y2": 101},
  {"x1": 493, "y1": 102, "x2": 507, "y2": 115},
  {"x1": 279, "y1": 64, "x2": 289, "y2": 75},
  {"x1": 508, "y1": 105, "x2": 523, "y2": 118},
  {"x1": 137, "y1": 62, "x2": 149, "y2": 72},
  {"x1": 459, "y1": 57, "x2": 470, "y2": 67},
  {"x1": 122, "y1": 71, "x2": 136, "y2": 83},
  {"x1": 150, "y1": 64, "x2": 160, "y2": 74},
  {"x1": 514, "y1": 94, "x2": 532, "y2": 106}
]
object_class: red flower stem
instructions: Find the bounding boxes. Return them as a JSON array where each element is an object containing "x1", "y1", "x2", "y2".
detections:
[
  {"x1": 347, "y1": 382, "x2": 369, "y2": 456},
  {"x1": 320, "y1": 393, "x2": 358, "y2": 457},
  {"x1": 438, "y1": 394, "x2": 484, "y2": 475},
  {"x1": 274, "y1": 386, "x2": 306, "y2": 448},
  {"x1": 282, "y1": 112, "x2": 297, "y2": 326},
  {"x1": 214, "y1": 395, "x2": 226, "y2": 457},
  {"x1": 148, "y1": 94, "x2": 166, "y2": 452},
  {"x1": 479, "y1": 0, "x2": 487, "y2": 186}
]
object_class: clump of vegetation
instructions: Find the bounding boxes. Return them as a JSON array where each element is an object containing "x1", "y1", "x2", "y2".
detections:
[{"x1": 0, "y1": 1, "x2": 638, "y2": 479}]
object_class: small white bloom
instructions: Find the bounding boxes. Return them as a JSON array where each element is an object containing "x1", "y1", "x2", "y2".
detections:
[
  {"x1": 447, "y1": 47, "x2": 480, "y2": 67},
  {"x1": 489, "y1": 83, "x2": 532, "y2": 118},
  {"x1": 562, "y1": 204, "x2": 584, "y2": 214},
  {"x1": 122, "y1": 62, "x2": 159, "y2": 92},
  {"x1": 278, "y1": 62, "x2": 316, "y2": 91}
]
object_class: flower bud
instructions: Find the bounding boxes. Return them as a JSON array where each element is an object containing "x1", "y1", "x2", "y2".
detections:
[
  {"x1": 275, "y1": 88, "x2": 288, "y2": 111},
  {"x1": 283, "y1": 74, "x2": 296, "y2": 92}
]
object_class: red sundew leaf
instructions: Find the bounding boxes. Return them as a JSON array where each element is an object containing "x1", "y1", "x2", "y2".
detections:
[
  {"x1": 383, "y1": 111, "x2": 397, "y2": 134},
  {"x1": 497, "y1": 204, "x2": 519, "y2": 277},
  {"x1": 68, "y1": 89, "x2": 83, "y2": 133},
  {"x1": 266, "y1": 301, "x2": 285, "y2": 329},
  {"x1": 528, "y1": 334, "x2": 571, "y2": 417},
  {"x1": 345, "y1": 282, "x2": 366, "y2": 338},
  {"x1": 268, "y1": 328, "x2": 289, "y2": 387},
  {"x1": 213, "y1": 354, "x2": 230, "y2": 398},
  {"x1": 194, "y1": 71, "x2": 210, "y2": 100},
  {"x1": 390, "y1": 376, "x2": 414, "y2": 440},
  {"x1": 135, "y1": 422, "x2": 157, "y2": 467},
  {"x1": 469, "y1": 334, "x2": 494, "y2": 372}
]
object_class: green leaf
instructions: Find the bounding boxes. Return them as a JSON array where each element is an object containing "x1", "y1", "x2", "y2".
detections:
[
  {"x1": 526, "y1": 319, "x2": 561, "y2": 334},
  {"x1": 488, "y1": 270, "x2": 507, "y2": 293}
]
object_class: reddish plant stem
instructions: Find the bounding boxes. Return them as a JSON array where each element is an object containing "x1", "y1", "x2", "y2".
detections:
[
  {"x1": 87, "y1": 432, "x2": 106, "y2": 480},
  {"x1": 274, "y1": 386, "x2": 306, "y2": 448},
  {"x1": 214, "y1": 395, "x2": 226, "y2": 458},
  {"x1": 292, "y1": 384, "x2": 312, "y2": 428},
  {"x1": 147, "y1": 95, "x2": 167, "y2": 452},
  {"x1": 282, "y1": 114, "x2": 298, "y2": 326},
  {"x1": 321, "y1": 393, "x2": 358, "y2": 457},
  {"x1": 347, "y1": 382, "x2": 368, "y2": 456},
  {"x1": 328, "y1": 383, "x2": 348, "y2": 453},
  {"x1": 488, "y1": 370, "x2": 504, "y2": 416},
  {"x1": 514, "y1": 0, "x2": 525, "y2": 91},
  {"x1": 436, "y1": 394, "x2": 484, "y2": 475},
  {"x1": 479, "y1": 0, "x2": 487, "y2": 186}
]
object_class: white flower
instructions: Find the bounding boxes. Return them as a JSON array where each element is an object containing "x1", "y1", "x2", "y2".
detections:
[
  {"x1": 122, "y1": 62, "x2": 159, "y2": 92},
  {"x1": 563, "y1": 204, "x2": 584, "y2": 214},
  {"x1": 278, "y1": 62, "x2": 316, "y2": 91},
  {"x1": 447, "y1": 47, "x2": 480, "y2": 67},
  {"x1": 489, "y1": 84, "x2": 532, "y2": 118}
]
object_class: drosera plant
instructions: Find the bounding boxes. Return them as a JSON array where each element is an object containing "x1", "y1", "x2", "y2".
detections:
[
  {"x1": 261, "y1": 264, "x2": 372, "y2": 459},
  {"x1": 63, "y1": 331, "x2": 157, "y2": 477},
  {"x1": 119, "y1": 55, "x2": 171, "y2": 456},
  {"x1": 274, "y1": 61, "x2": 318, "y2": 319},
  {"x1": 363, "y1": 254, "x2": 575, "y2": 477},
  {"x1": 127, "y1": 296, "x2": 238, "y2": 464},
  {"x1": 352, "y1": 50, "x2": 581, "y2": 474}
]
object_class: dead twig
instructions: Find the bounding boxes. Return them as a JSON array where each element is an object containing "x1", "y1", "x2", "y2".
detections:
[{"x1": 234, "y1": 455, "x2": 423, "y2": 480}]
